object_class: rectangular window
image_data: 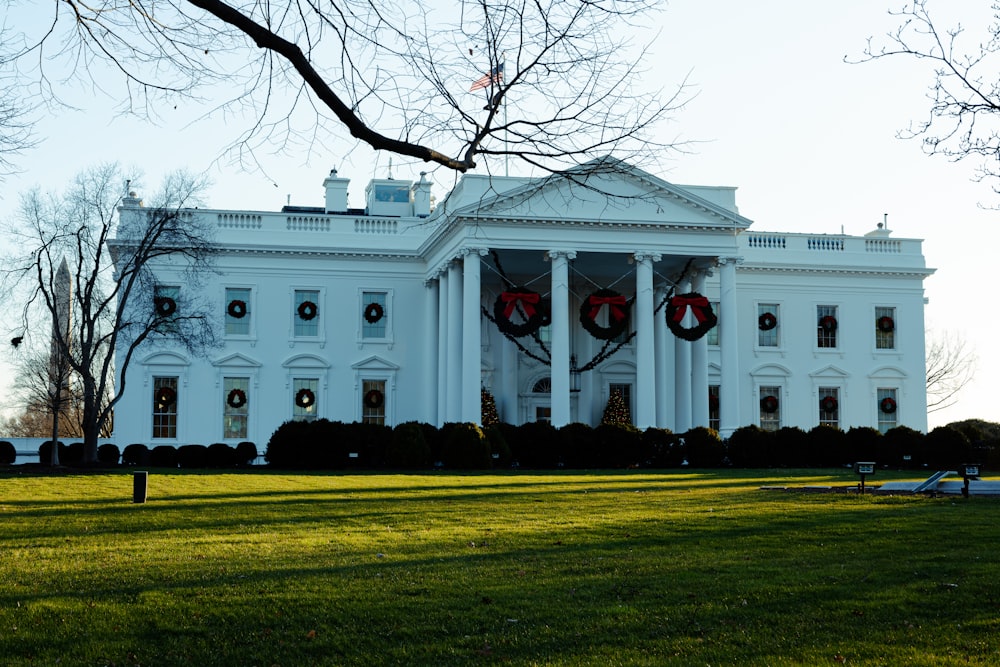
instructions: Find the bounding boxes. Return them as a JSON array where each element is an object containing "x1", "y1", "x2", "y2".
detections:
[
  {"x1": 875, "y1": 306, "x2": 896, "y2": 350},
  {"x1": 362, "y1": 291, "x2": 388, "y2": 339},
  {"x1": 223, "y1": 377, "x2": 249, "y2": 439},
  {"x1": 819, "y1": 387, "x2": 839, "y2": 428},
  {"x1": 706, "y1": 301, "x2": 720, "y2": 346},
  {"x1": 362, "y1": 379, "x2": 386, "y2": 426},
  {"x1": 877, "y1": 388, "x2": 898, "y2": 434},
  {"x1": 759, "y1": 385, "x2": 781, "y2": 432},
  {"x1": 152, "y1": 376, "x2": 178, "y2": 439},
  {"x1": 225, "y1": 288, "x2": 251, "y2": 336},
  {"x1": 293, "y1": 378, "x2": 319, "y2": 421},
  {"x1": 154, "y1": 285, "x2": 180, "y2": 333},
  {"x1": 608, "y1": 383, "x2": 633, "y2": 425},
  {"x1": 709, "y1": 384, "x2": 720, "y2": 432},
  {"x1": 294, "y1": 290, "x2": 320, "y2": 337},
  {"x1": 817, "y1": 305, "x2": 838, "y2": 348},
  {"x1": 758, "y1": 303, "x2": 779, "y2": 347}
]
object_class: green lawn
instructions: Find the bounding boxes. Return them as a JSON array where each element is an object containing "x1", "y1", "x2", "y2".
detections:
[{"x1": 1, "y1": 469, "x2": 997, "y2": 666}]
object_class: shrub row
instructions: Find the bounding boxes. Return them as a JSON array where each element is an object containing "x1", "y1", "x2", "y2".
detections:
[
  {"x1": 264, "y1": 420, "x2": 990, "y2": 471},
  {"x1": 29, "y1": 441, "x2": 258, "y2": 468}
]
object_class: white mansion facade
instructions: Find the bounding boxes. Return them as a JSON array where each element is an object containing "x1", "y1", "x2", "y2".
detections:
[{"x1": 111, "y1": 159, "x2": 934, "y2": 446}]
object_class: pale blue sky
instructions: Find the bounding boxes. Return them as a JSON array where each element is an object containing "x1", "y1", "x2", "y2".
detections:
[{"x1": 0, "y1": 0, "x2": 994, "y2": 428}]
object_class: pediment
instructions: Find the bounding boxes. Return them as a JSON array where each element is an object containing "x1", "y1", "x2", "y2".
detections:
[
  {"x1": 282, "y1": 353, "x2": 331, "y2": 369},
  {"x1": 750, "y1": 363, "x2": 791, "y2": 377},
  {"x1": 869, "y1": 365, "x2": 907, "y2": 380},
  {"x1": 212, "y1": 352, "x2": 262, "y2": 368},
  {"x1": 351, "y1": 355, "x2": 400, "y2": 371},
  {"x1": 141, "y1": 351, "x2": 190, "y2": 367},
  {"x1": 450, "y1": 157, "x2": 753, "y2": 230},
  {"x1": 809, "y1": 364, "x2": 850, "y2": 379}
]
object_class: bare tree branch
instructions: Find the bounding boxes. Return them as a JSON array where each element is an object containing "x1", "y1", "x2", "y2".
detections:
[
  {"x1": 854, "y1": 1, "x2": 1000, "y2": 194},
  {"x1": 9, "y1": 0, "x2": 684, "y2": 176},
  {"x1": 925, "y1": 329, "x2": 977, "y2": 413}
]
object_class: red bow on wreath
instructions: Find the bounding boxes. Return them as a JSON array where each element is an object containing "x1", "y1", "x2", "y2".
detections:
[
  {"x1": 670, "y1": 295, "x2": 710, "y2": 323},
  {"x1": 587, "y1": 294, "x2": 627, "y2": 322},
  {"x1": 501, "y1": 291, "x2": 541, "y2": 319}
]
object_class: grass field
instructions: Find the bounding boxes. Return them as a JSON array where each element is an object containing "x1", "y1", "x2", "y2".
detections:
[{"x1": 0, "y1": 468, "x2": 998, "y2": 666}]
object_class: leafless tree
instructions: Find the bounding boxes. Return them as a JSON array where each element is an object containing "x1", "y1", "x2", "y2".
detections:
[
  {"x1": 10, "y1": 0, "x2": 683, "y2": 177},
  {"x1": 856, "y1": 1, "x2": 1000, "y2": 192},
  {"x1": 0, "y1": 164, "x2": 217, "y2": 463},
  {"x1": 925, "y1": 329, "x2": 977, "y2": 413},
  {"x1": 0, "y1": 30, "x2": 36, "y2": 180}
]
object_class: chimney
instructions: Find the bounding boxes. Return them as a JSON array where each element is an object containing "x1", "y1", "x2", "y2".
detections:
[
  {"x1": 412, "y1": 172, "x2": 432, "y2": 218},
  {"x1": 117, "y1": 189, "x2": 145, "y2": 237},
  {"x1": 323, "y1": 168, "x2": 350, "y2": 213}
]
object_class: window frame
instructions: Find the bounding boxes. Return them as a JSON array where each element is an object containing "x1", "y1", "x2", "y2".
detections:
[
  {"x1": 756, "y1": 302, "x2": 780, "y2": 349},
  {"x1": 818, "y1": 386, "x2": 839, "y2": 429},
  {"x1": 152, "y1": 376, "x2": 179, "y2": 440},
  {"x1": 358, "y1": 288, "x2": 395, "y2": 347},
  {"x1": 759, "y1": 384, "x2": 781, "y2": 432},
  {"x1": 292, "y1": 377, "x2": 320, "y2": 422},
  {"x1": 877, "y1": 387, "x2": 898, "y2": 433},
  {"x1": 875, "y1": 305, "x2": 897, "y2": 351},
  {"x1": 222, "y1": 376, "x2": 250, "y2": 439},
  {"x1": 224, "y1": 286, "x2": 254, "y2": 338},
  {"x1": 816, "y1": 304, "x2": 839, "y2": 350},
  {"x1": 291, "y1": 287, "x2": 325, "y2": 342}
]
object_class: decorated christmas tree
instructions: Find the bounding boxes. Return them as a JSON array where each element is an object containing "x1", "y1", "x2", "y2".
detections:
[
  {"x1": 601, "y1": 389, "x2": 631, "y2": 426},
  {"x1": 481, "y1": 388, "x2": 500, "y2": 426}
]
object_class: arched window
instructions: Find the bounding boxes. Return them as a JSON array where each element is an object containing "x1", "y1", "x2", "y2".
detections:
[{"x1": 532, "y1": 377, "x2": 551, "y2": 394}]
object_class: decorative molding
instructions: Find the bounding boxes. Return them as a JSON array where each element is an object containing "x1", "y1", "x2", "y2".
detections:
[
  {"x1": 632, "y1": 251, "x2": 662, "y2": 263},
  {"x1": 547, "y1": 250, "x2": 577, "y2": 261}
]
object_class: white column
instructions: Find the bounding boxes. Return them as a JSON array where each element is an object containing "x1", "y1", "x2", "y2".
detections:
[
  {"x1": 425, "y1": 276, "x2": 440, "y2": 425},
  {"x1": 673, "y1": 278, "x2": 692, "y2": 433},
  {"x1": 461, "y1": 248, "x2": 487, "y2": 423},
  {"x1": 634, "y1": 252, "x2": 660, "y2": 429},
  {"x1": 549, "y1": 250, "x2": 576, "y2": 427},
  {"x1": 654, "y1": 285, "x2": 670, "y2": 428},
  {"x1": 719, "y1": 256, "x2": 742, "y2": 436},
  {"x1": 437, "y1": 270, "x2": 449, "y2": 426},
  {"x1": 446, "y1": 260, "x2": 463, "y2": 423},
  {"x1": 691, "y1": 269, "x2": 710, "y2": 428}
]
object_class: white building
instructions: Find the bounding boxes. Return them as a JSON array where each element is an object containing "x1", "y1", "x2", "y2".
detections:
[{"x1": 111, "y1": 159, "x2": 934, "y2": 447}]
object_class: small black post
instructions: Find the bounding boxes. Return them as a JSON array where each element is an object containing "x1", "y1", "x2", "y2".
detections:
[{"x1": 133, "y1": 471, "x2": 148, "y2": 504}]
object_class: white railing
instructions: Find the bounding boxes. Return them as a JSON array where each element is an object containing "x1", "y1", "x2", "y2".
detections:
[
  {"x1": 218, "y1": 213, "x2": 263, "y2": 229},
  {"x1": 286, "y1": 216, "x2": 331, "y2": 232},
  {"x1": 806, "y1": 236, "x2": 844, "y2": 252},
  {"x1": 746, "y1": 234, "x2": 786, "y2": 249},
  {"x1": 865, "y1": 238, "x2": 902, "y2": 253},
  {"x1": 354, "y1": 219, "x2": 398, "y2": 234}
]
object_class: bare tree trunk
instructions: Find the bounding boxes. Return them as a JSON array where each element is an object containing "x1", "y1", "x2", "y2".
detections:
[{"x1": 49, "y1": 404, "x2": 60, "y2": 466}]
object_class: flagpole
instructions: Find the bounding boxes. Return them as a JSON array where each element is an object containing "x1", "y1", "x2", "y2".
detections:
[{"x1": 502, "y1": 55, "x2": 508, "y2": 177}]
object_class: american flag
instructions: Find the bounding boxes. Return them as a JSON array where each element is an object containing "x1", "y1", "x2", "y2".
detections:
[{"x1": 470, "y1": 63, "x2": 504, "y2": 92}]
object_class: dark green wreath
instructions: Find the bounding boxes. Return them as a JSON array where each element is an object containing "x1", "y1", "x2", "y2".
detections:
[
  {"x1": 580, "y1": 288, "x2": 630, "y2": 341},
  {"x1": 758, "y1": 312, "x2": 777, "y2": 331},
  {"x1": 154, "y1": 296, "x2": 177, "y2": 317},
  {"x1": 364, "y1": 302, "x2": 385, "y2": 324},
  {"x1": 297, "y1": 301, "x2": 318, "y2": 321},
  {"x1": 760, "y1": 395, "x2": 779, "y2": 414},
  {"x1": 227, "y1": 299, "x2": 247, "y2": 319},
  {"x1": 364, "y1": 389, "x2": 385, "y2": 409},
  {"x1": 493, "y1": 288, "x2": 547, "y2": 338},
  {"x1": 666, "y1": 292, "x2": 717, "y2": 342}
]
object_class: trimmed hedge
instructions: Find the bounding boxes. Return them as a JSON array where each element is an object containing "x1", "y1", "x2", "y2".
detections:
[
  {"x1": 122, "y1": 444, "x2": 150, "y2": 466},
  {"x1": 97, "y1": 443, "x2": 121, "y2": 466},
  {"x1": 0, "y1": 441, "x2": 15, "y2": 465},
  {"x1": 150, "y1": 445, "x2": 179, "y2": 468}
]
